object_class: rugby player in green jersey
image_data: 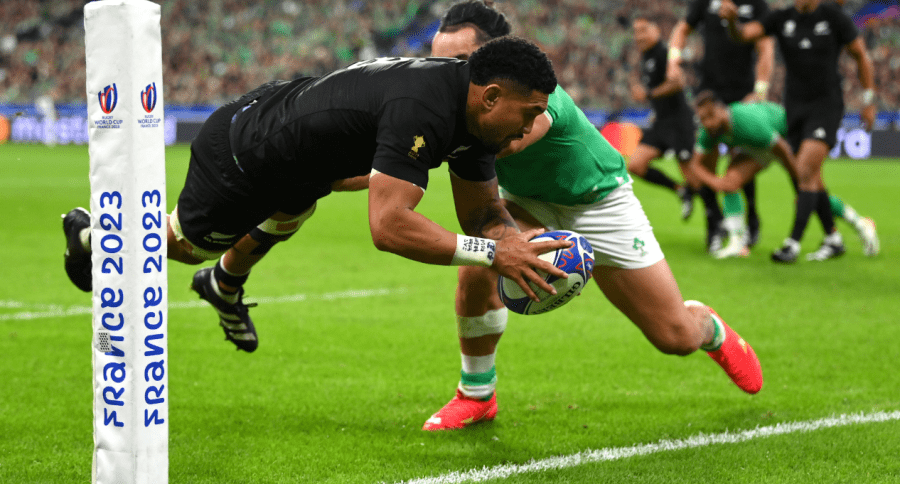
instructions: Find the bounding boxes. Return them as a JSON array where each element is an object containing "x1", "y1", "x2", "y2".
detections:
[
  {"x1": 421, "y1": 1, "x2": 764, "y2": 432},
  {"x1": 689, "y1": 91, "x2": 879, "y2": 259}
]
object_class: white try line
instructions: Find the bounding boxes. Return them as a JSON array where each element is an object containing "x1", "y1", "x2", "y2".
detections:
[
  {"x1": 0, "y1": 287, "x2": 407, "y2": 322},
  {"x1": 396, "y1": 410, "x2": 900, "y2": 484}
]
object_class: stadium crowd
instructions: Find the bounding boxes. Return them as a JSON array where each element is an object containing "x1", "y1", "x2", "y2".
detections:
[{"x1": 1, "y1": 0, "x2": 898, "y2": 112}]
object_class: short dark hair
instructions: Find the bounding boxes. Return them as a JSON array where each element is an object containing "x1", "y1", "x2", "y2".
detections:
[
  {"x1": 632, "y1": 13, "x2": 660, "y2": 25},
  {"x1": 439, "y1": 1, "x2": 511, "y2": 43},
  {"x1": 694, "y1": 89, "x2": 722, "y2": 109},
  {"x1": 468, "y1": 36, "x2": 557, "y2": 95}
]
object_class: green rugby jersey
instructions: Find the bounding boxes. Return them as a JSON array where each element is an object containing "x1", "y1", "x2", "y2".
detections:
[
  {"x1": 696, "y1": 101, "x2": 786, "y2": 153},
  {"x1": 495, "y1": 85, "x2": 630, "y2": 206}
]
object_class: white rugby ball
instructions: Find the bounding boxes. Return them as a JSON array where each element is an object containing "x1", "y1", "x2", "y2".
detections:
[{"x1": 498, "y1": 230, "x2": 594, "y2": 315}]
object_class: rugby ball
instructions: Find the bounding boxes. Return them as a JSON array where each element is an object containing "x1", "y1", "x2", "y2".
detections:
[{"x1": 498, "y1": 230, "x2": 594, "y2": 315}]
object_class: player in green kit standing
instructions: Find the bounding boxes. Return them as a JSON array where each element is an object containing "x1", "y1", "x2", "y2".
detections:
[
  {"x1": 688, "y1": 92, "x2": 879, "y2": 259},
  {"x1": 422, "y1": 1, "x2": 764, "y2": 431}
]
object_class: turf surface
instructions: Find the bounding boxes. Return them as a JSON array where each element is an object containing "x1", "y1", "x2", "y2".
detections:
[{"x1": 1, "y1": 144, "x2": 898, "y2": 483}]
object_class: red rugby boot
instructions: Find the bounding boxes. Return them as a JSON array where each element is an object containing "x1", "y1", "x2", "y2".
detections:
[{"x1": 422, "y1": 389, "x2": 498, "y2": 431}]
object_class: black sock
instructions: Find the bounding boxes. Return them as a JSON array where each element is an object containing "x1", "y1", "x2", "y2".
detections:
[
  {"x1": 815, "y1": 191, "x2": 836, "y2": 234},
  {"x1": 790, "y1": 191, "x2": 818, "y2": 242},
  {"x1": 213, "y1": 260, "x2": 249, "y2": 294},
  {"x1": 698, "y1": 186, "x2": 723, "y2": 229},
  {"x1": 743, "y1": 179, "x2": 759, "y2": 231},
  {"x1": 643, "y1": 167, "x2": 679, "y2": 191}
]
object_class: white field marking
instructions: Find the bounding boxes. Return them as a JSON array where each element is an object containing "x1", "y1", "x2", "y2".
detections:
[
  {"x1": 396, "y1": 410, "x2": 900, "y2": 484},
  {"x1": 0, "y1": 287, "x2": 407, "y2": 322}
]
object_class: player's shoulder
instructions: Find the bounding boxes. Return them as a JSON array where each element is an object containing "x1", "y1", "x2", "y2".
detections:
[{"x1": 339, "y1": 57, "x2": 466, "y2": 86}]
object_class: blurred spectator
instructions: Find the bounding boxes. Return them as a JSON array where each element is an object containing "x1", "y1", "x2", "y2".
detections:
[{"x1": 0, "y1": 0, "x2": 897, "y2": 114}]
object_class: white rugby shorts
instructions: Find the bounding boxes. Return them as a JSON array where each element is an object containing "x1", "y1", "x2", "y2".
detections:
[{"x1": 500, "y1": 181, "x2": 664, "y2": 270}]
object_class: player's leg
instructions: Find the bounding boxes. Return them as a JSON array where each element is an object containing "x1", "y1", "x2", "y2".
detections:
[
  {"x1": 713, "y1": 154, "x2": 763, "y2": 258},
  {"x1": 693, "y1": 148, "x2": 726, "y2": 253},
  {"x1": 578, "y1": 183, "x2": 762, "y2": 393},
  {"x1": 423, "y1": 198, "x2": 547, "y2": 431},
  {"x1": 736, "y1": 150, "x2": 761, "y2": 247},
  {"x1": 793, "y1": 139, "x2": 846, "y2": 262},
  {"x1": 829, "y1": 195, "x2": 879, "y2": 256},
  {"x1": 628, "y1": 143, "x2": 680, "y2": 191}
]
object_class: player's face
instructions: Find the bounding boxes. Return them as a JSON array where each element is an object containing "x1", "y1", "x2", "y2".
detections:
[
  {"x1": 431, "y1": 27, "x2": 481, "y2": 60},
  {"x1": 476, "y1": 83, "x2": 549, "y2": 154},
  {"x1": 696, "y1": 102, "x2": 728, "y2": 136},
  {"x1": 632, "y1": 19, "x2": 659, "y2": 53}
]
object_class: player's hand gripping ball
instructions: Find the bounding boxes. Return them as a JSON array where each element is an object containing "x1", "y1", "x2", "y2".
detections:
[{"x1": 498, "y1": 230, "x2": 594, "y2": 315}]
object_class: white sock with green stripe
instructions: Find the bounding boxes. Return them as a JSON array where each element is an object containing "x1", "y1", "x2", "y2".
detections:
[
  {"x1": 700, "y1": 310, "x2": 726, "y2": 352},
  {"x1": 459, "y1": 354, "x2": 496, "y2": 400}
]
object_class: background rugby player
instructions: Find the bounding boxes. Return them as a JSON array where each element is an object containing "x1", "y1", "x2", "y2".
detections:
[
  {"x1": 669, "y1": 0, "x2": 775, "y2": 250},
  {"x1": 720, "y1": 0, "x2": 877, "y2": 262},
  {"x1": 627, "y1": 16, "x2": 699, "y2": 227}
]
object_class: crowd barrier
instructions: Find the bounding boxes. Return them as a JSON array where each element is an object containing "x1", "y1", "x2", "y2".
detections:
[{"x1": 2, "y1": 104, "x2": 898, "y2": 159}]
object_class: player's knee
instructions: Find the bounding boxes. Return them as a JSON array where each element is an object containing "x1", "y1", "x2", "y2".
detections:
[
  {"x1": 247, "y1": 205, "x2": 316, "y2": 255},
  {"x1": 648, "y1": 322, "x2": 698, "y2": 356},
  {"x1": 457, "y1": 307, "x2": 508, "y2": 339}
]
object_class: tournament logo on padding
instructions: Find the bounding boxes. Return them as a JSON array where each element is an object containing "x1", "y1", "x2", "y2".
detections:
[
  {"x1": 98, "y1": 84, "x2": 118, "y2": 114},
  {"x1": 141, "y1": 82, "x2": 157, "y2": 113}
]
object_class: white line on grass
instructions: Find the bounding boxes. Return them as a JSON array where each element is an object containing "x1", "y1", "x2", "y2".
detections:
[
  {"x1": 396, "y1": 410, "x2": 900, "y2": 484},
  {"x1": 0, "y1": 287, "x2": 407, "y2": 322}
]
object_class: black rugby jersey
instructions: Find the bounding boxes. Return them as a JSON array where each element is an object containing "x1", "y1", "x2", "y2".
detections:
[
  {"x1": 761, "y1": 3, "x2": 858, "y2": 105},
  {"x1": 685, "y1": 0, "x2": 769, "y2": 102},
  {"x1": 228, "y1": 57, "x2": 495, "y2": 190},
  {"x1": 641, "y1": 41, "x2": 692, "y2": 119}
]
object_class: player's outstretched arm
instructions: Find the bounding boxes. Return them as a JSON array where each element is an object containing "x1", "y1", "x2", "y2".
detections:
[
  {"x1": 449, "y1": 172, "x2": 570, "y2": 302},
  {"x1": 368, "y1": 172, "x2": 459, "y2": 264}
]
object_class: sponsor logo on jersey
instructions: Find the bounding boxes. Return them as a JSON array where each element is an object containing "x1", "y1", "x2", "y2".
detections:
[
  {"x1": 784, "y1": 20, "x2": 796, "y2": 37},
  {"x1": 98, "y1": 84, "x2": 118, "y2": 114},
  {"x1": 814, "y1": 21, "x2": 831, "y2": 35},
  {"x1": 407, "y1": 135, "x2": 426, "y2": 160},
  {"x1": 141, "y1": 82, "x2": 157, "y2": 113}
]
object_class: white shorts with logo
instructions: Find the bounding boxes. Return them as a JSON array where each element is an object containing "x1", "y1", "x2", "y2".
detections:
[{"x1": 500, "y1": 181, "x2": 665, "y2": 270}]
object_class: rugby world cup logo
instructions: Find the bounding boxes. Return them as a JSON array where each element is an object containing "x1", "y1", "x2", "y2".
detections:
[
  {"x1": 141, "y1": 82, "x2": 157, "y2": 113},
  {"x1": 98, "y1": 84, "x2": 117, "y2": 114}
]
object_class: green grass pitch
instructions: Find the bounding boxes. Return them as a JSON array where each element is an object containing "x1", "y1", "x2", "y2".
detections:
[{"x1": 1, "y1": 143, "x2": 898, "y2": 483}]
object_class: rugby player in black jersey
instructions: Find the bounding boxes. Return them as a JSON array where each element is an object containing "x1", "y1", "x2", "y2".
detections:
[
  {"x1": 628, "y1": 16, "x2": 701, "y2": 230},
  {"x1": 720, "y1": 0, "x2": 878, "y2": 262},
  {"x1": 61, "y1": 37, "x2": 573, "y2": 351},
  {"x1": 669, "y1": 0, "x2": 775, "y2": 250}
]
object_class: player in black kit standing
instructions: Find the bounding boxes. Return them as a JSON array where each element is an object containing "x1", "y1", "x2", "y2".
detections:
[
  {"x1": 720, "y1": 0, "x2": 877, "y2": 262},
  {"x1": 61, "y1": 37, "x2": 573, "y2": 351},
  {"x1": 668, "y1": 0, "x2": 774, "y2": 250},
  {"x1": 628, "y1": 16, "x2": 700, "y2": 232}
]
